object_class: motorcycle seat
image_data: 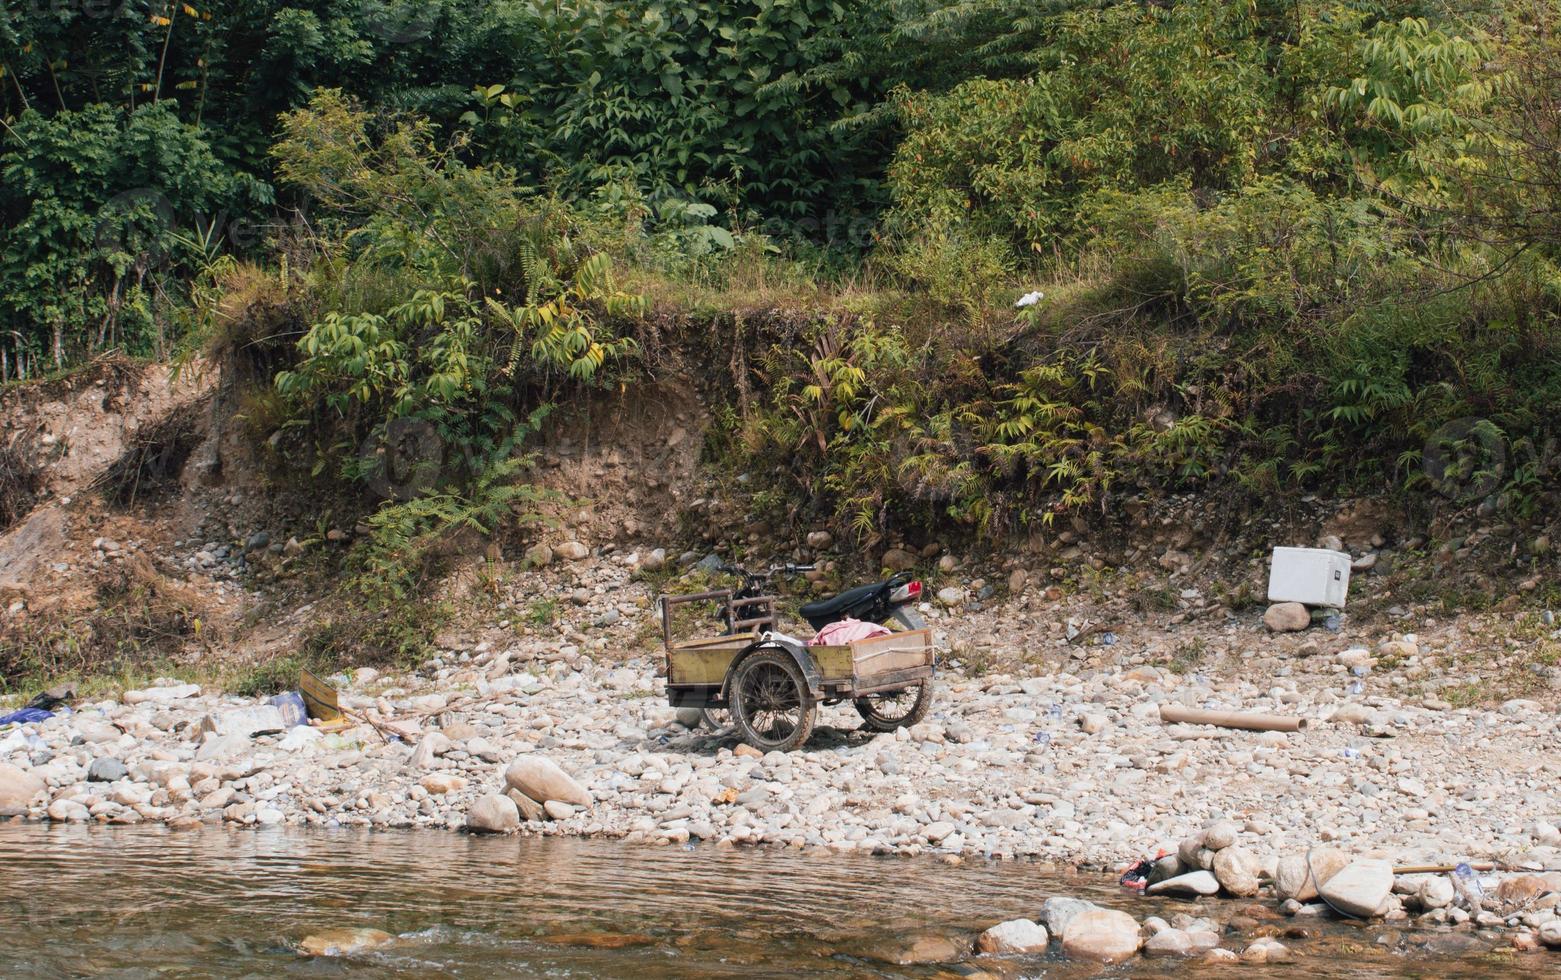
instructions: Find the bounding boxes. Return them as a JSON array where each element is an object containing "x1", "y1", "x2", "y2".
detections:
[{"x1": 798, "y1": 581, "x2": 885, "y2": 620}]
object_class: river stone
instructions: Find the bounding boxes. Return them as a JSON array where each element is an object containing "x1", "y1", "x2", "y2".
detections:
[
  {"x1": 1037, "y1": 897, "x2": 1099, "y2": 939},
  {"x1": 467, "y1": 793, "x2": 520, "y2": 834},
  {"x1": 924, "y1": 820, "x2": 956, "y2": 844},
  {"x1": 976, "y1": 918, "x2": 1048, "y2": 954},
  {"x1": 1202, "y1": 819, "x2": 1240, "y2": 851},
  {"x1": 506, "y1": 788, "x2": 546, "y2": 821},
  {"x1": 47, "y1": 798, "x2": 90, "y2": 822},
  {"x1": 555, "y1": 541, "x2": 589, "y2": 561},
  {"x1": 1319, "y1": 858, "x2": 1394, "y2": 918},
  {"x1": 868, "y1": 933, "x2": 967, "y2": 965},
  {"x1": 1177, "y1": 833, "x2": 1205, "y2": 867},
  {"x1": 1264, "y1": 602, "x2": 1310, "y2": 632},
  {"x1": 1540, "y1": 920, "x2": 1561, "y2": 948},
  {"x1": 881, "y1": 548, "x2": 917, "y2": 572},
  {"x1": 543, "y1": 799, "x2": 576, "y2": 820},
  {"x1": 1147, "y1": 871, "x2": 1219, "y2": 897},
  {"x1": 1495, "y1": 875, "x2": 1551, "y2": 906},
  {"x1": 1241, "y1": 937, "x2": 1291, "y2": 963},
  {"x1": 505, "y1": 756, "x2": 590, "y2": 806},
  {"x1": 674, "y1": 707, "x2": 704, "y2": 728},
  {"x1": 407, "y1": 732, "x2": 452, "y2": 769},
  {"x1": 1274, "y1": 848, "x2": 1350, "y2": 902},
  {"x1": 87, "y1": 757, "x2": 128, "y2": 782},
  {"x1": 0, "y1": 763, "x2": 46, "y2": 815},
  {"x1": 1143, "y1": 928, "x2": 1195, "y2": 957},
  {"x1": 1418, "y1": 876, "x2": 1455, "y2": 910},
  {"x1": 124, "y1": 684, "x2": 200, "y2": 704},
  {"x1": 1212, "y1": 846, "x2": 1262, "y2": 897},
  {"x1": 195, "y1": 733, "x2": 251, "y2": 761},
  {"x1": 299, "y1": 927, "x2": 394, "y2": 957},
  {"x1": 199, "y1": 705, "x2": 286, "y2": 738},
  {"x1": 1060, "y1": 909, "x2": 1141, "y2": 963},
  {"x1": 419, "y1": 773, "x2": 467, "y2": 795}
]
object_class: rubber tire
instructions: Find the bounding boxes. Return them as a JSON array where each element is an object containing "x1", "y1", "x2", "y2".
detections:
[
  {"x1": 699, "y1": 707, "x2": 731, "y2": 731},
  {"x1": 854, "y1": 680, "x2": 933, "y2": 732},
  {"x1": 730, "y1": 649, "x2": 816, "y2": 752}
]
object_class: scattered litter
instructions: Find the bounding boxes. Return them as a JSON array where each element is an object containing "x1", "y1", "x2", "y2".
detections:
[
  {"x1": 1267, "y1": 546, "x2": 1351, "y2": 607},
  {"x1": 0, "y1": 707, "x2": 53, "y2": 727},
  {"x1": 299, "y1": 669, "x2": 343, "y2": 723},
  {"x1": 268, "y1": 691, "x2": 309, "y2": 728}
]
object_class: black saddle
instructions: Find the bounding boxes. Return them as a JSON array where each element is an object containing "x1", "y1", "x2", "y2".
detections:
[{"x1": 798, "y1": 581, "x2": 886, "y2": 621}]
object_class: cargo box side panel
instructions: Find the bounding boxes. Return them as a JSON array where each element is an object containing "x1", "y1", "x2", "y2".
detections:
[
  {"x1": 667, "y1": 638, "x2": 750, "y2": 686},
  {"x1": 851, "y1": 630, "x2": 933, "y2": 681},
  {"x1": 810, "y1": 645, "x2": 854, "y2": 682}
]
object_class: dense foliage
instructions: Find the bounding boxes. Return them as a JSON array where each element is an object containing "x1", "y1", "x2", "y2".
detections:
[{"x1": 5, "y1": 0, "x2": 1560, "y2": 549}]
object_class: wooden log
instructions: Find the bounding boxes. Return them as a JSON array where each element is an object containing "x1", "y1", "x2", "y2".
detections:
[{"x1": 1158, "y1": 703, "x2": 1308, "y2": 732}]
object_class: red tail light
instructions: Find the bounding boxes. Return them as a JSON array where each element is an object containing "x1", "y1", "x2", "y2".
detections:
[{"x1": 890, "y1": 580, "x2": 922, "y2": 603}]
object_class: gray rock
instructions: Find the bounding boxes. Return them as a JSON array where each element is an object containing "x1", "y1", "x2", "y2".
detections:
[
  {"x1": 525, "y1": 543, "x2": 553, "y2": 567},
  {"x1": 467, "y1": 793, "x2": 521, "y2": 834},
  {"x1": 1540, "y1": 919, "x2": 1561, "y2": 949},
  {"x1": 195, "y1": 733, "x2": 251, "y2": 761},
  {"x1": 0, "y1": 763, "x2": 46, "y2": 815},
  {"x1": 87, "y1": 757, "x2": 128, "y2": 782},
  {"x1": 504, "y1": 756, "x2": 591, "y2": 806},
  {"x1": 506, "y1": 788, "x2": 546, "y2": 821},
  {"x1": 47, "y1": 798, "x2": 90, "y2": 822},
  {"x1": 1037, "y1": 897, "x2": 1100, "y2": 939},
  {"x1": 199, "y1": 705, "x2": 286, "y2": 738},
  {"x1": 1060, "y1": 909, "x2": 1141, "y2": 963},
  {"x1": 881, "y1": 548, "x2": 916, "y2": 572},
  {"x1": 1143, "y1": 928, "x2": 1195, "y2": 957},
  {"x1": 1212, "y1": 846, "x2": 1262, "y2": 897},
  {"x1": 1147, "y1": 871, "x2": 1220, "y2": 897},
  {"x1": 407, "y1": 732, "x2": 452, "y2": 769},
  {"x1": 1274, "y1": 848, "x2": 1349, "y2": 902},
  {"x1": 976, "y1": 918, "x2": 1048, "y2": 954},
  {"x1": 1319, "y1": 858, "x2": 1394, "y2": 918},
  {"x1": 543, "y1": 799, "x2": 576, "y2": 820},
  {"x1": 554, "y1": 541, "x2": 589, "y2": 561},
  {"x1": 1202, "y1": 819, "x2": 1240, "y2": 850},
  {"x1": 1418, "y1": 876, "x2": 1455, "y2": 910},
  {"x1": 806, "y1": 530, "x2": 834, "y2": 550},
  {"x1": 1264, "y1": 602, "x2": 1311, "y2": 632}
]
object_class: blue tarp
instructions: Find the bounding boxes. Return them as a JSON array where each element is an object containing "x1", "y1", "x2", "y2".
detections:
[{"x1": 0, "y1": 707, "x2": 53, "y2": 727}]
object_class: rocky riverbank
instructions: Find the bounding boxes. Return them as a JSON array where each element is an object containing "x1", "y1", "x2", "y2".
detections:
[{"x1": 5, "y1": 624, "x2": 1561, "y2": 958}]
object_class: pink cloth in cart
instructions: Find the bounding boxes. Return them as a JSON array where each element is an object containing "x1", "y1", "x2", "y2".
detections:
[{"x1": 810, "y1": 618, "x2": 892, "y2": 646}]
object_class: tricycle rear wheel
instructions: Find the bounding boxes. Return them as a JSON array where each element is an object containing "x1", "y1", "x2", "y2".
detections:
[
  {"x1": 730, "y1": 650, "x2": 816, "y2": 752},
  {"x1": 854, "y1": 680, "x2": 933, "y2": 732}
]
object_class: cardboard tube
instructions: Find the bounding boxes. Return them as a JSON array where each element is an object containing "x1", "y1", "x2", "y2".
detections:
[{"x1": 1158, "y1": 704, "x2": 1308, "y2": 732}]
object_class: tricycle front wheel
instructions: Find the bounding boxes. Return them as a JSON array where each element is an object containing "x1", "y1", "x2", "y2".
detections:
[
  {"x1": 730, "y1": 650, "x2": 816, "y2": 752},
  {"x1": 854, "y1": 680, "x2": 933, "y2": 732}
]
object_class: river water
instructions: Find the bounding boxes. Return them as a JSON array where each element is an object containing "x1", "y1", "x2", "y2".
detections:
[{"x1": 0, "y1": 824, "x2": 1525, "y2": 977}]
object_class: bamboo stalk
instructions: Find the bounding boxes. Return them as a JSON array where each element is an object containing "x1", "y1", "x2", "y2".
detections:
[{"x1": 1158, "y1": 703, "x2": 1308, "y2": 732}]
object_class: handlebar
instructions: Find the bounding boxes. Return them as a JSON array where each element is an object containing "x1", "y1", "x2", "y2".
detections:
[{"x1": 717, "y1": 562, "x2": 815, "y2": 580}]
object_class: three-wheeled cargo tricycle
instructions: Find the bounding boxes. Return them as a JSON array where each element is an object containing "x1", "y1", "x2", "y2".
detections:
[{"x1": 658, "y1": 564, "x2": 936, "y2": 751}]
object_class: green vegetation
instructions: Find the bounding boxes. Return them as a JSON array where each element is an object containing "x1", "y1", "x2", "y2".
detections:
[{"x1": 5, "y1": 0, "x2": 1561, "y2": 576}]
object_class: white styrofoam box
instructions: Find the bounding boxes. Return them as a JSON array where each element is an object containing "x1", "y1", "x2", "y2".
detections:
[{"x1": 1267, "y1": 547, "x2": 1351, "y2": 607}]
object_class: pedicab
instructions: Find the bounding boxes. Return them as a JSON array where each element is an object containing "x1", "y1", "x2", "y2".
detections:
[{"x1": 658, "y1": 563, "x2": 936, "y2": 751}]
